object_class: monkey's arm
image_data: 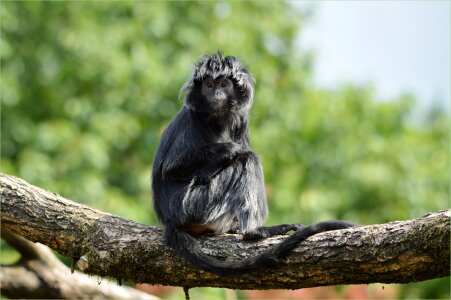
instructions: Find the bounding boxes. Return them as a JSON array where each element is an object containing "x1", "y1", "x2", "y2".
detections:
[{"x1": 161, "y1": 141, "x2": 246, "y2": 182}]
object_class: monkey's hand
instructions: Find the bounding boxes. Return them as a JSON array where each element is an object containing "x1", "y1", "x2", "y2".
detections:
[
  {"x1": 204, "y1": 142, "x2": 244, "y2": 163},
  {"x1": 192, "y1": 175, "x2": 210, "y2": 186}
]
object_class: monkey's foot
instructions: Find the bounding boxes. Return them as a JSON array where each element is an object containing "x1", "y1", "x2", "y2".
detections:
[{"x1": 242, "y1": 224, "x2": 304, "y2": 240}]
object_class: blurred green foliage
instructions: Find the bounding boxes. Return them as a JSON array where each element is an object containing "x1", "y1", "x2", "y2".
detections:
[{"x1": 1, "y1": 1, "x2": 449, "y2": 299}]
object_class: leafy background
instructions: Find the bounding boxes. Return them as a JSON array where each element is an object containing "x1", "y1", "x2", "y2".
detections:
[{"x1": 1, "y1": 1, "x2": 449, "y2": 299}]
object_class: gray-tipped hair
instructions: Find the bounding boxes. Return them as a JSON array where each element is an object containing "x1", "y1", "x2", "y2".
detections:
[{"x1": 180, "y1": 52, "x2": 255, "y2": 103}]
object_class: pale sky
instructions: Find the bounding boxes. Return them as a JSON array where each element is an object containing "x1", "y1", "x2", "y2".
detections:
[{"x1": 296, "y1": 1, "x2": 450, "y2": 111}]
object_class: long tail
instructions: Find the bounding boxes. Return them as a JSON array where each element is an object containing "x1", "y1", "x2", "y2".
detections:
[{"x1": 164, "y1": 220, "x2": 355, "y2": 276}]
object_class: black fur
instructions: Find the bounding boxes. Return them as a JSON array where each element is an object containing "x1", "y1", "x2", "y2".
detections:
[{"x1": 152, "y1": 52, "x2": 355, "y2": 276}]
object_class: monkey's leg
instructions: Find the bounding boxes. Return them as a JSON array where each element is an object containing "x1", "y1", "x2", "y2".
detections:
[
  {"x1": 180, "y1": 158, "x2": 246, "y2": 233},
  {"x1": 233, "y1": 152, "x2": 269, "y2": 232},
  {"x1": 185, "y1": 152, "x2": 266, "y2": 234},
  {"x1": 229, "y1": 153, "x2": 307, "y2": 240},
  {"x1": 185, "y1": 151, "x2": 272, "y2": 235}
]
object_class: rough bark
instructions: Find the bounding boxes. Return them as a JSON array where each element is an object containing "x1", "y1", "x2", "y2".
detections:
[
  {"x1": 0, "y1": 229, "x2": 159, "y2": 299},
  {"x1": 1, "y1": 173, "x2": 450, "y2": 290}
]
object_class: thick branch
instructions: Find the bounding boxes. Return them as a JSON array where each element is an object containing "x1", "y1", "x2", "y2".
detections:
[
  {"x1": 1, "y1": 173, "x2": 450, "y2": 290},
  {"x1": 0, "y1": 229, "x2": 159, "y2": 299}
]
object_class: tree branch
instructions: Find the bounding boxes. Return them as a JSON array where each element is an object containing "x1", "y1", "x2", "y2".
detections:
[
  {"x1": 0, "y1": 229, "x2": 159, "y2": 299},
  {"x1": 1, "y1": 173, "x2": 449, "y2": 290}
]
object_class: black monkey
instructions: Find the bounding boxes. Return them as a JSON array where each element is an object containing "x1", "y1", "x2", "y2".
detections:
[{"x1": 152, "y1": 52, "x2": 355, "y2": 276}]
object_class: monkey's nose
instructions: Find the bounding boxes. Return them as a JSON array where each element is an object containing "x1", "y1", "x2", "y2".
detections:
[{"x1": 215, "y1": 90, "x2": 226, "y2": 101}]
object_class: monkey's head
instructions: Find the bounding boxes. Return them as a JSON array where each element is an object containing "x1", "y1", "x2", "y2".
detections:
[{"x1": 182, "y1": 52, "x2": 254, "y2": 116}]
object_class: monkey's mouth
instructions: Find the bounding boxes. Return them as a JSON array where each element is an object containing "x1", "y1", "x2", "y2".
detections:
[{"x1": 207, "y1": 97, "x2": 228, "y2": 109}]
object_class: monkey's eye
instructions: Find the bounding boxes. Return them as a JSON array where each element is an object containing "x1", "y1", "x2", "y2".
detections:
[
  {"x1": 206, "y1": 81, "x2": 213, "y2": 88},
  {"x1": 220, "y1": 80, "x2": 228, "y2": 88}
]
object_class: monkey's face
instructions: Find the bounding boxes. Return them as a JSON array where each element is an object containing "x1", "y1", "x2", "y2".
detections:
[
  {"x1": 201, "y1": 77, "x2": 236, "y2": 109},
  {"x1": 185, "y1": 76, "x2": 239, "y2": 116}
]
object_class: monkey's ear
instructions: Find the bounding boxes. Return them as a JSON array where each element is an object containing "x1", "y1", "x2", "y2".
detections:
[
  {"x1": 180, "y1": 79, "x2": 193, "y2": 96},
  {"x1": 178, "y1": 88, "x2": 188, "y2": 102}
]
